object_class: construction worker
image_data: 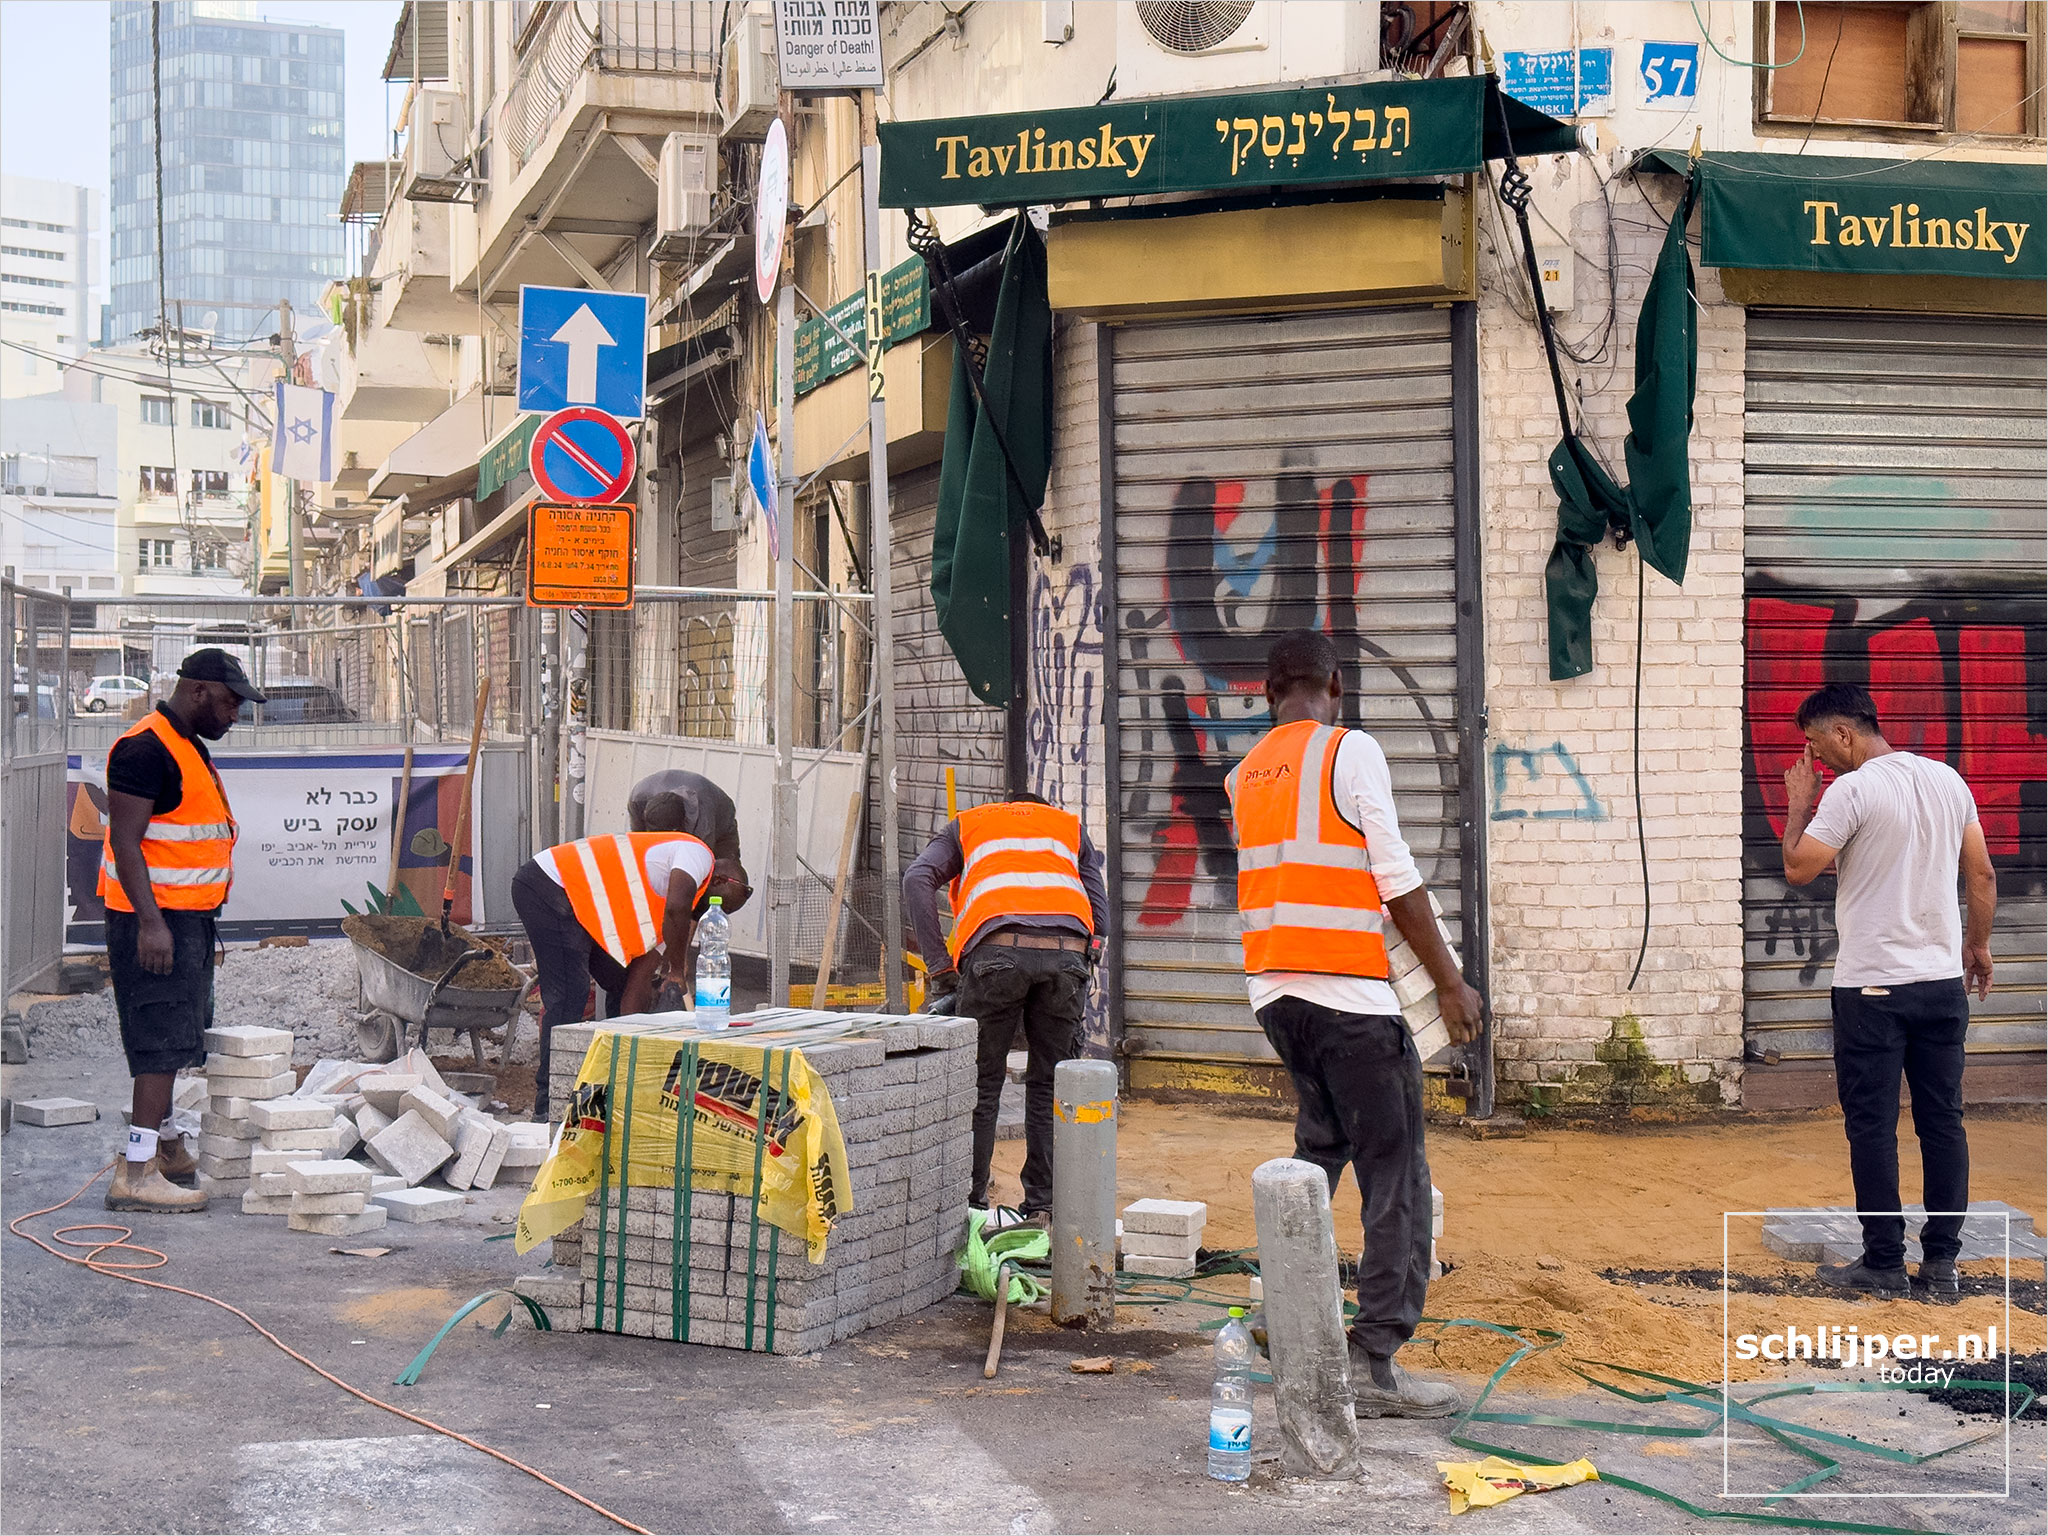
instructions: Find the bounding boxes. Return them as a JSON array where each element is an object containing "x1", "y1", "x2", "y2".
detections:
[
  {"x1": 1225, "y1": 630, "x2": 1485, "y2": 1418},
  {"x1": 628, "y1": 768, "x2": 752, "y2": 1006},
  {"x1": 903, "y1": 792, "x2": 1108, "y2": 1224},
  {"x1": 511, "y1": 793, "x2": 749, "y2": 1119},
  {"x1": 99, "y1": 648, "x2": 265, "y2": 1214}
]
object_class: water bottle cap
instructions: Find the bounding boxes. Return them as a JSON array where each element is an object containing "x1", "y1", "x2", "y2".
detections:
[
  {"x1": 708, "y1": 896, "x2": 722, "y2": 907},
  {"x1": 1228, "y1": 1306, "x2": 1244, "y2": 1318}
]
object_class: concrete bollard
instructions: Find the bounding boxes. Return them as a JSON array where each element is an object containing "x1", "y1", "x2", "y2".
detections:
[
  {"x1": 1050, "y1": 1057, "x2": 1117, "y2": 1327},
  {"x1": 1251, "y1": 1157, "x2": 1360, "y2": 1479}
]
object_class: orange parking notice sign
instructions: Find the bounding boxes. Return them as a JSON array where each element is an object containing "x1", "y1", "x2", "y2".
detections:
[{"x1": 527, "y1": 501, "x2": 636, "y2": 608}]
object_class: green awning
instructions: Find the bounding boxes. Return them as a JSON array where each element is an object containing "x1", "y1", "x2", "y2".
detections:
[
  {"x1": 881, "y1": 75, "x2": 1577, "y2": 210},
  {"x1": 1641, "y1": 149, "x2": 2043, "y2": 282}
]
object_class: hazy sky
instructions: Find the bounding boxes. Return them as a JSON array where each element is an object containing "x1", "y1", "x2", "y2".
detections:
[{"x1": 0, "y1": 0, "x2": 406, "y2": 260}]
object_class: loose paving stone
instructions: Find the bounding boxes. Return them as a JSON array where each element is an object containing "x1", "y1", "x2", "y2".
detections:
[
  {"x1": 288, "y1": 1207, "x2": 389, "y2": 1237},
  {"x1": 16, "y1": 1098, "x2": 97, "y2": 1127},
  {"x1": 372, "y1": 1187, "x2": 464, "y2": 1223},
  {"x1": 284, "y1": 1159, "x2": 373, "y2": 1196},
  {"x1": 365, "y1": 1110, "x2": 454, "y2": 1187},
  {"x1": 248, "y1": 1099, "x2": 334, "y2": 1132},
  {"x1": 204, "y1": 1025, "x2": 293, "y2": 1058}
]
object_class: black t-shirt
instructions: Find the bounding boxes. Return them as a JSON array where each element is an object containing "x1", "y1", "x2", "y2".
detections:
[
  {"x1": 626, "y1": 769, "x2": 742, "y2": 862},
  {"x1": 106, "y1": 703, "x2": 213, "y2": 815}
]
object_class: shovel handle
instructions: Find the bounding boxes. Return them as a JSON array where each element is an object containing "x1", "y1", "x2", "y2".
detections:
[{"x1": 441, "y1": 678, "x2": 490, "y2": 920}]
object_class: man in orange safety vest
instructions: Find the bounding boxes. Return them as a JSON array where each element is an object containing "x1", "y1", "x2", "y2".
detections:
[
  {"x1": 99, "y1": 648, "x2": 264, "y2": 1215},
  {"x1": 1226, "y1": 630, "x2": 1486, "y2": 1419},
  {"x1": 903, "y1": 793, "x2": 1108, "y2": 1223},
  {"x1": 511, "y1": 792, "x2": 749, "y2": 1119}
]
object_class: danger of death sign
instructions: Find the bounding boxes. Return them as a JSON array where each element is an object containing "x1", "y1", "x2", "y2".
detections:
[{"x1": 527, "y1": 501, "x2": 636, "y2": 609}]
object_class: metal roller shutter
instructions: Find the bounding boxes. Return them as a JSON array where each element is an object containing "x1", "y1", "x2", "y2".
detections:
[
  {"x1": 1742, "y1": 309, "x2": 2047, "y2": 1060},
  {"x1": 873, "y1": 465, "x2": 1007, "y2": 875},
  {"x1": 1111, "y1": 307, "x2": 1466, "y2": 1066}
]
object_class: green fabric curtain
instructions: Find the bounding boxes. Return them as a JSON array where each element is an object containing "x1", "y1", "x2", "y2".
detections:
[
  {"x1": 1545, "y1": 174, "x2": 1698, "y2": 681},
  {"x1": 931, "y1": 222, "x2": 1053, "y2": 706}
]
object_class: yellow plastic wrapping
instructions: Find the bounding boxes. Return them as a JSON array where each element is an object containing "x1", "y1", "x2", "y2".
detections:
[
  {"x1": 1437, "y1": 1456, "x2": 1599, "y2": 1515},
  {"x1": 514, "y1": 1030, "x2": 852, "y2": 1261}
]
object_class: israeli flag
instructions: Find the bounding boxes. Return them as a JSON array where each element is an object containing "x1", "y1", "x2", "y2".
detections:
[{"x1": 271, "y1": 381, "x2": 335, "y2": 484}]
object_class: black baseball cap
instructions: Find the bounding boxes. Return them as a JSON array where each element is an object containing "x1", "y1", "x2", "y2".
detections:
[{"x1": 178, "y1": 648, "x2": 267, "y2": 702}]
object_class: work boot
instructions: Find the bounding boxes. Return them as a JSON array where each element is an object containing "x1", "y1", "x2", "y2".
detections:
[
  {"x1": 105, "y1": 1157, "x2": 209, "y2": 1214},
  {"x1": 1348, "y1": 1341, "x2": 1463, "y2": 1419},
  {"x1": 1912, "y1": 1259, "x2": 1962, "y2": 1304},
  {"x1": 154, "y1": 1135, "x2": 199, "y2": 1188},
  {"x1": 1814, "y1": 1258, "x2": 1909, "y2": 1297}
]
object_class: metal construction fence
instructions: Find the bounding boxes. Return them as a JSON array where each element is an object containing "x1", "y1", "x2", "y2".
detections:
[
  {"x1": 5, "y1": 580, "x2": 70, "y2": 994},
  {"x1": 588, "y1": 587, "x2": 874, "y2": 752}
]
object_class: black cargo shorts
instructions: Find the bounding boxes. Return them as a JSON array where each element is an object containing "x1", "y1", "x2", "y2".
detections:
[{"x1": 107, "y1": 908, "x2": 218, "y2": 1076}]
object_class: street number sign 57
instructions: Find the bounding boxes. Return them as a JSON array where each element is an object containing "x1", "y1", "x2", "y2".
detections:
[{"x1": 1639, "y1": 41, "x2": 1700, "y2": 110}]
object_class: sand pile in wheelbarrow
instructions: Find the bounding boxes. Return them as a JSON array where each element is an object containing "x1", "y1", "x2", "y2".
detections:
[{"x1": 341, "y1": 915, "x2": 524, "y2": 991}]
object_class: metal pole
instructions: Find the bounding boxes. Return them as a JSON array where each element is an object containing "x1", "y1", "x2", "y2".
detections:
[
  {"x1": 278, "y1": 298, "x2": 302, "y2": 599},
  {"x1": 1050, "y1": 1057, "x2": 1117, "y2": 1327},
  {"x1": 563, "y1": 607, "x2": 587, "y2": 841},
  {"x1": 861, "y1": 96, "x2": 905, "y2": 1012},
  {"x1": 771, "y1": 241, "x2": 799, "y2": 1008}
]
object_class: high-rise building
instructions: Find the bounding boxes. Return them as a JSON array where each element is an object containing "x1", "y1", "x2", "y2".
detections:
[
  {"x1": 0, "y1": 175, "x2": 101, "y2": 400},
  {"x1": 107, "y1": 0, "x2": 344, "y2": 347}
]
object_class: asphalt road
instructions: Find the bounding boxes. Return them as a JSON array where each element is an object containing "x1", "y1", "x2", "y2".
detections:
[{"x1": 5, "y1": 1053, "x2": 2043, "y2": 1535}]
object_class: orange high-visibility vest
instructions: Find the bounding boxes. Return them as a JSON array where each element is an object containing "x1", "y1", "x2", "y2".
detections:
[
  {"x1": 535, "y1": 832, "x2": 709, "y2": 965},
  {"x1": 948, "y1": 801, "x2": 1093, "y2": 960},
  {"x1": 1224, "y1": 719, "x2": 1389, "y2": 978},
  {"x1": 98, "y1": 709, "x2": 238, "y2": 913}
]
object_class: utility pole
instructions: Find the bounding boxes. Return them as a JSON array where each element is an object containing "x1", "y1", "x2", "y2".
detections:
[
  {"x1": 770, "y1": 110, "x2": 798, "y2": 1010},
  {"x1": 860, "y1": 90, "x2": 905, "y2": 1012},
  {"x1": 277, "y1": 297, "x2": 302, "y2": 597}
]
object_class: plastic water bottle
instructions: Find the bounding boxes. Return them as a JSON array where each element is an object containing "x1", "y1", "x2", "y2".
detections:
[
  {"x1": 1208, "y1": 1305, "x2": 1255, "y2": 1482},
  {"x1": 694, "y1": 896, "x2": 731, "y2": 1029}
]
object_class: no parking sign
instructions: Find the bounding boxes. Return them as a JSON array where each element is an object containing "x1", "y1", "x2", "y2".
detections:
[{"x1": 529, "y1": 407, "x2": 637, "y2": 504}]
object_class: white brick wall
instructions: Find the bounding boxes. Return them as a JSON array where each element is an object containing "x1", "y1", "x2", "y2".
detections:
[
  {"x1": 1027, "y1": 315, "x2": 1112, "y2": 1048},
  {"x1": 1476, "y1": 169, "x2": 1748, "y2": 1099}
]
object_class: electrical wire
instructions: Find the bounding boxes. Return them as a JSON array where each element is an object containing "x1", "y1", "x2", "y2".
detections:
[
  {"x1": 1689, "y1": 0, "x2": 1805, "y2": 70},
  {"x1": 8, "y1": 1163, "x2": 652, "y2": 1534},
  {"x1": 1794, "y1": 6, "x2": 1849, "y2": 156}
]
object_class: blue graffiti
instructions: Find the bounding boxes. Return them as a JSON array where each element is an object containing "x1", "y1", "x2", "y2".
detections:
[{"x1": 1489, "y1": 740, "x2": 1606, "y2": 821}]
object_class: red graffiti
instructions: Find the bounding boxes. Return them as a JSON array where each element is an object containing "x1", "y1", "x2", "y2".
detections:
[
  {"x1": 1137, "y1": 802, "x2": 1201, "y2": 928},
  {"x1": 1960, "y1": 625, "x2": 2035, "y2": 858},
  {"x1": 1868, "y1": 616, "x2": 1948, "y2": 759},
  {"x1": 1745, "y1": 597, "x2": 1830, "y2": 839}
]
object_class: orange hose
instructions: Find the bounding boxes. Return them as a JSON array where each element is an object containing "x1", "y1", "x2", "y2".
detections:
[{"x1": 9, "y1": 1163, "x2": 651, "y2": 1535}]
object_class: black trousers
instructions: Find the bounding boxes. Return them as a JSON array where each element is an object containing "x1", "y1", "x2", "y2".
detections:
[
  {"x1": 108, "y1": 908, "x2": 217, "y2": 1077},
  {"x1": 512, "y1": 861, "x2": 627, "y2": 1118},
  {"x1": 959, "y1": 941, "x2": 1089, "y2": 1215},
  {"x1": 1832, "y1": 978, "x2": 1971, "y2": 1269},
  {"x1": 1257, "y1": 996, "x2": 1432, "y2": 1359}
]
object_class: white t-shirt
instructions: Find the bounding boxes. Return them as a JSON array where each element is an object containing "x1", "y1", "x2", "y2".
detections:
[
  {"x1": 1244, "y1": 728, "x2": 1423, "y2": 1018},
  {"x1": 1803, "y1": 751, "x2": 1979, "y2": 988},
  {"x1": 537, "y1": 835, "x2": 714, "y2": 952}
]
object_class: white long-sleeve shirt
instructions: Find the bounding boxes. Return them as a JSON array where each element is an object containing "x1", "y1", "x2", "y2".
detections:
[{"x1": 1244, "y1": 728, "x2": 1422, "y2": 1019}]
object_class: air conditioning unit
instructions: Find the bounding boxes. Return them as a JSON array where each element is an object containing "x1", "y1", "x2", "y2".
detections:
[
  {"x1": 1113, "y1": 1, "x2": 1382, "y2": 100},
  {"x1": 653, "y1": 132, "x2": 718, "y2": 263},
  {"x1": 720, "y1": 7, "x2": 779, "y2": 140},
  {"x1": 405, "y1": 87, "x2": 473, "y2": 203}
]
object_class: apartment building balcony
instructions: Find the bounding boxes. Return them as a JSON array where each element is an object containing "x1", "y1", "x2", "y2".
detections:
[
  {"x1": 337, "y1": 321, "x2": 461, "y2": 424},
  {"x1": 465, "y1": 1, "x2": 719, "y2": 303}
]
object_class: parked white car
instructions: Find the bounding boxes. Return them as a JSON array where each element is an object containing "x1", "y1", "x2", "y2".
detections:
[{"x1": 81, "y1": 674, "x2": 151, "y2": 713}]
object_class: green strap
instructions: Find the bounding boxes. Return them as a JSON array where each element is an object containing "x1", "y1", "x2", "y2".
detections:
[
  {"x1": 741, "y1": 1046, "x2": 774, "y2": 1352},
  {"x1": 762, "y1": 1046, "x2": 792, "y2": 1354},
  {"x1": 590, "y1": 1035, "x2": 621, "y2": 1333},
  {"x1": 612, "y1": 1037, "x2": 639, "y2": 1330},
  {"x1": 669, "y1": 1042, "x2": 697, "y2": 1341},
  {"x1": 393, "y1": 1289, "x2": 551, "y2": 1387}
]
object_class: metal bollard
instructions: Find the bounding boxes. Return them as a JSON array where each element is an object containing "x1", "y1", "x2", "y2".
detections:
[
  {"x1": 1251, "y1": 1157, "x2": 1361, "y2": 1479},
  {"x1": 1050, "y1": 1057, "x2": 1117, "y2": 1327}
]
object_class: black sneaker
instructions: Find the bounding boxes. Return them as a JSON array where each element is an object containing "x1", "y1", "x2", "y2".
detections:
[
  {"x1": 1815, "y1": 1259, "x2": 1910, "y2": 1296},
  {"x1": 1912, "y1": 1259, "x2": 1961, "y2": 1304}
]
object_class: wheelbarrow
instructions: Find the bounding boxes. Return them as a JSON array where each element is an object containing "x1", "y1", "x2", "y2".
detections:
[{"x1": 341, "y1": 915, "x2": 535, "y2": 1067}]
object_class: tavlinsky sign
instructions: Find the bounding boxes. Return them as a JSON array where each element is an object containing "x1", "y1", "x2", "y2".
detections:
[
  {"x1": 878, "y1": 75, "x2": 1577, "y2": 209},
  {"x1": 1646, "y1": 149, "x2": 2044, "y2": 282}
]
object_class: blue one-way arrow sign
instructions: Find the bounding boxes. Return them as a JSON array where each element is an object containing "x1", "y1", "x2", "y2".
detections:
[{"x1": 518, "y1": 285, "x2": 649, "y2": 420}]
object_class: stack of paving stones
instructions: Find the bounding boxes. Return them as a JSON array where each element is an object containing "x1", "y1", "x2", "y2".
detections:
[
  {"x1": 1120, "y1": 1199, "x2": 1208, "y2": 1278},
  {"x1": 215, "y1": 1045, "x2": 546, "y2": 1230},
  {"x1": 196, "y1": 1025, "x2": 299, "y2": 1194},
  {"x1": 1761, "y1": 1203, "x2": 2047, "y2": 1265},
  {"x1": 540, "y1": 1009, "x2": 977, "y2": 1352}
]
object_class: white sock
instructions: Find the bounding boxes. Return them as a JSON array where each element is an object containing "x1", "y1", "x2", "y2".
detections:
[{"x1": 126, "y1": 1125, "x2": 160, "y2": 1164}]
